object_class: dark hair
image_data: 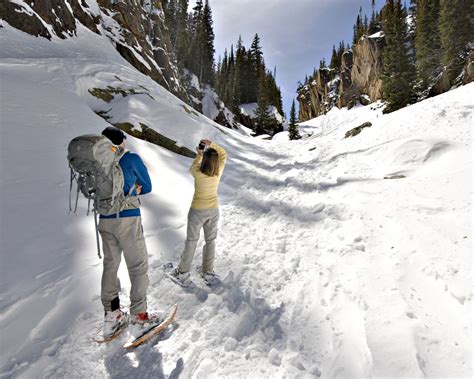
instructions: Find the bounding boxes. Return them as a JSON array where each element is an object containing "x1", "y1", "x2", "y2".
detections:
[
  {"x1": 200, "y1": 148, "x2": 219, "y2": 177},
  {"x1": 102, "y1": 126, "x2": 126, "y2": 145}
]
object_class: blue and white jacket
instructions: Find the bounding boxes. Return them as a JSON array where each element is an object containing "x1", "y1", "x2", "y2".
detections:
[{"x1": 100, "y1": 151, "x2": 152, "y2": 218}]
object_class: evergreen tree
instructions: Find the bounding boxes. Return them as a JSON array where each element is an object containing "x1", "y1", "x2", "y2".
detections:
[
  {"x1": 201, "y1": 0, "x2": 215, "y2": 84},
  {"x1": 415, "y1": 0, "x2": 441, "y2": 91},
  {"x1": 288, "y1": 100, "x2": 301, "y2": 140},
  {"x1": 249, "y1": 34, "x2": 264, "y2": 102},
  {"x1": 164, "y1": 0, "x2": 177, "y2": 44},
  {"x1": 188, "y1": 0, "x2": 203, "y2": 76},
  {"x1": 235, "y1": 35, "x2": 247, "y2": 106},
  {"x1": 439, "y1": 0, "x2": 474, "y2": 82},
  {"x1": 250, "y1": 33, "x2": 264, "y2": 76},
  {"x1": 368, "y1": 0, "x2": 378, "y2": 34},
  {"x1": 330, "y1": 45, "x2": 338, "y2": 69},
  {"x1": 381, "y1": 0, "x2": 416, "y2": 113},
  {"x1": 175, "y1": 0, "x2": 190, "y2": 69},
  {"x1": 187, "y1": 0, "x2": 214, "y2": 84},
  {"x1": 213, "y1": 34, "x2": 282, "y2": 126},
  {"x1": 255, "y1": 73, "x2": 271, "y2": 135},
  {"x1": 245, "y1": 49, "x2": 257, "y2": 102}
]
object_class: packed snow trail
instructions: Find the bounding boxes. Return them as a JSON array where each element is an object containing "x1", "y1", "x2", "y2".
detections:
[
  {"x1": 1, "y1": 23, "x2": 472, "y2": 378},
  {"x1": 42, "y1": 86, "x2": 472, "y2": 378}
]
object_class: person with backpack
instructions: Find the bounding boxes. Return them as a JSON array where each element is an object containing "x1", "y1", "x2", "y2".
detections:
[
  {"x1": 96, "y1": 127, "x2": 156, "y2": 337},
  {"x1": 170, "y1": 138, "x2": 227, "y2": 285}
]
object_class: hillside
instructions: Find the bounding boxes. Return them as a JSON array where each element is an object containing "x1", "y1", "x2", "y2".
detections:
[{"x1": 1, "y1": 14, "x2": 473, "y2": 379}]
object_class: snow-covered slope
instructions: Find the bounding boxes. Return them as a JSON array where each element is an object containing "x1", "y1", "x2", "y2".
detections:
[{"x1": 1, "y1": 19, "x2": 473, "y2": 379}]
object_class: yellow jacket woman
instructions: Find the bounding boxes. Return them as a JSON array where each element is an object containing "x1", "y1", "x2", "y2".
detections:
[{"x1": 172, "y1": 139, "x2": 227, "y2": 284}]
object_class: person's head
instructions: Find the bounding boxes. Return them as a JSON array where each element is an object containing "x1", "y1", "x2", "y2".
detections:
[
  {"x1": 102, "y1": 126, "x2": 126, "y2": 147},
  {"x1": 200, "y1": 148, "x2": 219, "y2": 177}
]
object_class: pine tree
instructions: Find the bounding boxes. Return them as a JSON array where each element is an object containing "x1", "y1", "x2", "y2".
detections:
[
  {"x1": 255, "y1": 73, "x2": 271, "y2": 135},
  {"x1": 381, "y1": 0, "x2": 416, "y2": 113},
  {"x1": 188, "y1": 0, "x2": 203, "y2": 77},
  {"x1": 439, "y1": 0, "x2": 474, "y2": 83},
  {"x1": 363, "y1": 14, "x2": 369, "y2": 34},
  {"x1": 233, "y1": 36, "x2": 245, "y2": 112},
  {"x1": 187, "y1": 0, "x2": 215, "y2": 84},
  {"x1": 288, "y1": 100, "x2": 301, "y2": 140},
  {"x1": 330, "y1": 45, "x2": 338, "y2": 69},
  {"x1": 415, "y1": 0, "x2": 441, "y2": 91},
  {"x1": 249, "y1": 34, "x2": 264, "y2": 103},
  {"x1": 250, "y1": 34, "x2": 264, "y2": 75},
  {"x1": 201, "y1": 0, "x2": 215, "y2": 85},
  {"x1": 368, "y1": 0, "x2": 378, "y2": 34},
  {"x1": 214, "y1": 33, "x2": 283, "y2": 126},
  {"x1": 175, "y1": 0, "x2": 190, "y2": 69}
]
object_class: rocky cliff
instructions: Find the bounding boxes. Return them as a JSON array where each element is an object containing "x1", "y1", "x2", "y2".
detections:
[
  {"x1": 298, "y1": 31, "x2": 473, "y2": 122},
  {"x1": 0, "y1": 0, "x2": 188, "y2": 101},
  {"x1": 298, "y1": 33, "x2": 384, "y2": 122},
  {"x1": 0, "y1": 0, "x2": 281, "y2": 133},
  {"x1": 339, "y1": 34, "x2": 384, "y2": 108}
]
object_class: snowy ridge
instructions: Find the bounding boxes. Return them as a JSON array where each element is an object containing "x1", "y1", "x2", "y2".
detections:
[{"x1": 1, "y1": 19, "x2": 473, "y2": 379}]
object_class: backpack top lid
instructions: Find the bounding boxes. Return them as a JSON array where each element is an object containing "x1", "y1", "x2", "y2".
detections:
[{"x1": 68, "y1": 134, "x2": 123, "y2": 174}]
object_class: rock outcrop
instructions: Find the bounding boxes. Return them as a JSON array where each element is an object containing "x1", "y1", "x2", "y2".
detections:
[
  {"x1": 1, "y1": 0, "x2": 187, "y2": 101},
  {"x1": 298, "y1": 31, "x2": 472, "y2": 123},
  {"x1": 298, "y1": 68, "x2": 339, "y2": 121},
  {"x1": 462, "y1": 45, "x2": 474, "y2": 85},
  {"x1": 350, "y1": 35, "x2": 384, "y2": 103},
  {"x1": 1, "y1": 0, "x2": 285, "y2": 134},
  {"x1": 298, "y1": 33, "x2": 384, "y2": 122}
]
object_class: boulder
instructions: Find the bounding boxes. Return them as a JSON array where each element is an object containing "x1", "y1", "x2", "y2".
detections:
[
  {"x1": 430, "y1": 69, "x2": 451, "y2": 96},
  {"x1": 359, "y1": 94, "x2": 371, "y2": 106},
  {"x1": 344, "y1": 122, "x2": 372, "y2": 138}
]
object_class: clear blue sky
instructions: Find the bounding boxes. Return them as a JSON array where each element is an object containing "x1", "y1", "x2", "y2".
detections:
[{"x1": 191, "y1": 0, "x2": 383, "y2": 117}]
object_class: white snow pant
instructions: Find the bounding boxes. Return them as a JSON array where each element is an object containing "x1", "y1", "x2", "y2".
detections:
[
  {"x1": 178, "y1": 208, "x2": 219, "y2": 273},
  {"x1": 98, "y1": 216, "x2": 149, "y2": 315}
]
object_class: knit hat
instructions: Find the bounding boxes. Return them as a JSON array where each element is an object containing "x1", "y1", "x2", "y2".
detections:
[{"x1": 102, "y1": 126, "x2": 126, "y2": 145}]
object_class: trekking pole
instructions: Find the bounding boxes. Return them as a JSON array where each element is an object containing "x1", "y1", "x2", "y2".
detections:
[
  {"x1": 69, "y1": 168, "x2": 74, "y2": 213},
  {"x1": 93, "y1": 208, "x2": 102, "y2": 259}
]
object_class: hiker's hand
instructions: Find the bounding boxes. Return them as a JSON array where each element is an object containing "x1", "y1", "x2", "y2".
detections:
[
  {"x1": 200, "y1": 139, "x2": 212, "y2": 146},
  {"x1": 136, "y1": 184, "x2": 142, "y2": 194}
]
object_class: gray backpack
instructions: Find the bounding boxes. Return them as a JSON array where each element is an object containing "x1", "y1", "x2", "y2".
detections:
[{"x1": 67, "y1": 134, "x2": 138, "y2": 257}]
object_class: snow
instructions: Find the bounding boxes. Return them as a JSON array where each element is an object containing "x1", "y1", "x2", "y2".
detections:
[
  {"x1": 185, "y1": 69, "x2": 202, "y2": 92},
  {"x1": 1, "y1": 18, "x2": 473, "y2": 379},
  {"x1": 239, "y1": 102, "x2": 285, "y2": 124},
  {"x1": 201, "y1": 85, "x2": 223, "y2": 121},
  {"x1": 271, "y1": 131, "x2": 290, "y2": 141},
  {"x1": 239, "y1": 102, "x2": 258, "y2": 117},
  {"x1": 368, "y1": 31, "x2": 384, "y2": 39}
]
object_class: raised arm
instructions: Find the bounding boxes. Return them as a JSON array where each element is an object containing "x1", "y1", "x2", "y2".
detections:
[
  {"x1": 189, "y1": 153, "x2": 202, "y2": 176},
  {"x1": 210, "y1": 142, "x2": 227, "y2": 173}
]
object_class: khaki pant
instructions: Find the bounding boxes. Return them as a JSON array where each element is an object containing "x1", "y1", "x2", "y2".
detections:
[
  {"x1": 178, "y1": 208, "x2": 219, "y2": 273},
  {"x1": 98, "y1": 216, "x2": 149, "y2": 315}
]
